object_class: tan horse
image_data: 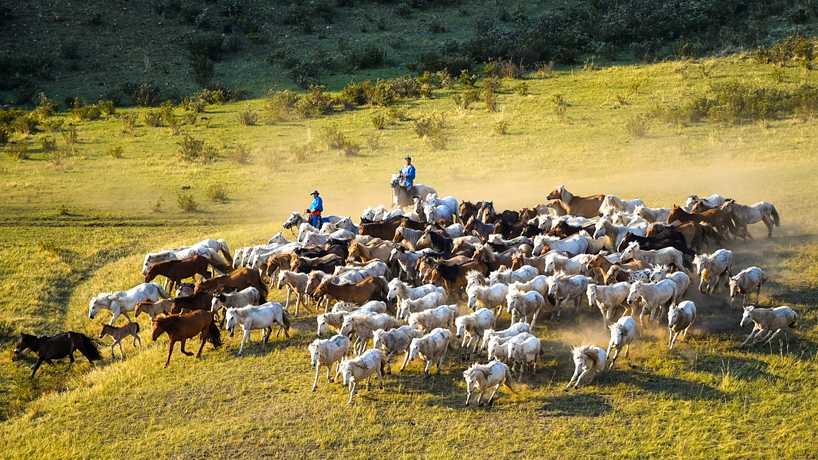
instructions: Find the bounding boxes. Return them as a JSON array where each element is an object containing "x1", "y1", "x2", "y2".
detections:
[
  {"x1": 313, "y1": 277, "x2": 388, "y2": 305},
  {"x1": 546, "y1": 185, "x2": 605, "y2": 218}
]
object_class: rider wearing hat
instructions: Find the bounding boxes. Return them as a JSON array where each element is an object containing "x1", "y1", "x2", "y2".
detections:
[
  {"x1": 399, "y1": 156, "x2": 416, "y2": 197},
  {"x1": 306, "y1": 190, "x2": 323, "y2": 228}
]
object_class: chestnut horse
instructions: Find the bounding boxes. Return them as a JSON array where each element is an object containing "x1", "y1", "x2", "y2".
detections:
[
  {"x1": 144, "y1": 255, "x2": 217, "y2": 293},
  {"x1": 668, "y1": 205, "x2": 736, "y2": 238},
  {"x1": 313, "y1": 277, "x2": 388, "y2": 304},
  {"x1": 194, "y1": 267, "x2": 268, "y2": 301},
  {"x1": 546, "y1": 185, "x2": 605, "y2": 218},
  {"x1": 151, "y1": 310, "x2": 221, "y2": 368}
]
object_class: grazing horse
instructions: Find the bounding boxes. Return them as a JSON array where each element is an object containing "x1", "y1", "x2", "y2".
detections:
[
  {"x1": 546, "y1": 185, "x2": 605, "y2": 218},
  {"x1": 13, "y1": 332, "x2": 101, "y2": 377},
  {"x1": 151, "y1": 310, "x2": 221, "y2": 368},
  {"x1": 144, "y1": 255, "x2": 216, "y2": 293},
  {"x1": 721, "y1": 199, "x2": 780, "y2": 239},
  {"x1": 391, "y1": 174, "x2": 436, "y2": 209},
  {"x1": 194, "y1": 268, "x2": 268, "y2": 301}
]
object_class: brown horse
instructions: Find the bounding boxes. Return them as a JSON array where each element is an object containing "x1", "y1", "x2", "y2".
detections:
[
  {"x1": 260, "y1": 252, "x2": 294, "y2": 277},
  {"x1": 151, "y1": 310, "x2": 221, "y2": 368},
  {"x1": 13, "y1": 332, "x2": 101, "y2": 377},
  {"x1": 144, "y1": 255, "x2": 215, "y2": 293},
  {"x1": 546, "y1": 185, "x2": 605, "y2": 218},
  {"x1": 472, "y1": 244, "x2": 515, "y2": 272},
  {"x1": 464, "y1": 216, "x2": 496, "y2": 241},
  {"x1": 510, "y1": 252, "x2": 547, "y2": 274},
  {"x1": 668, "y1": 205, "x2": 736, "y2": 238},
  {"x1": 458, "y1": 201, "x2": 490, "y2": 224},
  {"x1": 194, "y1": 267, "x2": 268, "y2": 300},
  {"x1": 312, "y1": 276, "x2": 388, "y2": 304},
  {"x1": 290, "y1": 253, "x2": 345, "y2": 273},
  {"x1": 428, "y1": 258, "x2": 488, "y2": 295},
  {"x1": 170, "y1": 291, "x2": 214, "y2": 314},
  {"x1": 360, "y1": 217, "x2": 424, "y2": 240}
]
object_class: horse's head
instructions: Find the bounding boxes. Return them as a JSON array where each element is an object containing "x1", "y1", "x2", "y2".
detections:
[
  {"x1": 626, "y1": 281, "x2": 642, "y2": 305},
  {"x1": 151, "y1": 318, "x2": 166, "y2": 341},
  {"x1": 372, "y1": 329, "x2": 387, "y2": 350},
  {"x1": 338, "y1": 360, "x2": 353, "y2": 386},
  {"x1": 282, "y1": 212, "x2": 302, "y2": 230},
  {"x1": 740, "y1": 305, "x2": 756, "y2": 327},
  {"x1": 339, "y1": 315, "x2": 355, "y2": 336},
  {"x1": 12, "y1": 333, "x2": 37, "y2": 360},
  {"x1": 390, "y1": 174, "x2": 400, "y2": 188},
  {"x1": 88, "y1": 294, "x2": 114, "y2": 319},
  {"x1": 729, "y1": 276, "x2": 741, "y2": 299},
  {"x1": 546, "y1": 185, "x2": 566, "y2": 201},
  {"x1": 225, "y1": 308, "x2": 238, "y2": 336}
]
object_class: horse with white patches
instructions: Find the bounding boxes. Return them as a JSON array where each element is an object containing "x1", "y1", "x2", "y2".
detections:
[
  {"x1": 487, "y1": 332, "x2": 535, "y2": 362},
  {"x1": 693, "y1": 249, "x2": 733, "y2": 294},
  {"x1": 721, "y1": 199, "x2": 780, "y2": 239},
  {"x1": 489, "y1": 265, "x2": 539, "y2": 285},
  {"x1": 586, "y1": 282, "x2": 630, "y2": 327},
  {"x1": 210, "y1": 286, "x2": 261, "y2": 324},
  {"x1": 592, "y1": 216, "x2": 646, "y2": 252},
  {"x1": 400, "y1": 328, "x2": 452, "y2": 377},
  {"x1": 463, "y1": 360, "x2": 514, "y2": 406},
  {"x1": 386, "y1": 278, "x2": 444, "y2": 304},
  {"x1": 607, "y1": 316, "x2": 636, "y2": 369},
  {"x1": 730, "y1": 267, "x2": 766, "y2": 307},
  {"x1": 739, "y1": 305, "x2": 797, "y2": 347},
  {"x1": 627, "y1": 279, "x2": 678, "y2": 326},
  {"x1": 649, "y1": 266, "x2": 690, "y2": 305},
  {"x1": 667, "y1": 301, "x2": 696, "y2": 349},
  {"x1": 408, "y1": 304, "x2": 457, "y2": 332},
  {"x1": 225, "y1": 302, "x2": 290, "y2": 355},
  {"x1": 309, "y1": 334, "x2": 350, "y2": 391},
  {"x1": 566, "y1": 345, "x2": 607, "y2": 389},
  {"x1": 684, "y1": 193, "x2": 728, "y2": 212},
  {"x1": 337, "y1": 349, "x2": 387, "y2": 404},
  {"x1": 316, "y1": 301, "x2": 388, "y2": 336},
  {"x1": 89, "y1": 283, "x2": 169, "y2": 325},
  {"x1": 544, "y1": 253, "x2": 587, "y2": 276},
  {"x1": 454, "y1": 308, "x2": 496, "y2": 353}
]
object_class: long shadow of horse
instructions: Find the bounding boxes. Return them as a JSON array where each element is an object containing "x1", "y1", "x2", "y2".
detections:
[
  {"x1": 606, "y1": 369, "x2": 726, "y2": 401},
  {"x1": 537, "y1": 393, "x2": 612, "y2": 417},
  {"x1": 693, "y1": 353, "x2": 776, "y2": 382}
]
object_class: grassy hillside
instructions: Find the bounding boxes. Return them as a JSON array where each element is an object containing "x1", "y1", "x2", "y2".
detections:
[{"x1": 2, "y1": 50, "x2": 818, "y2": 457}]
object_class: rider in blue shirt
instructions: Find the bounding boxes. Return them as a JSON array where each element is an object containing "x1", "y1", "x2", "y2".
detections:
[
  {"x1": 306, "y1": 190, "x2": 323, "y2": 228},
  {"x1": 399, "y1": 156, "x2": 416, "y2": 196}
]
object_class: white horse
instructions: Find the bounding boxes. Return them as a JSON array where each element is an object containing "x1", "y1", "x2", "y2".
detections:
[
  {"x1": 422, "y1": 193, "x2": 457, "y2": 224},
  {"x1": 621, "y1": 242, "x2": 685, "y2": 272},
  {"x1": 721, "y1": 200, "x2": 780, "y2": 239},
  {"x1": 668, "y1": 301, "x2": 696, "y2": 349},
  {"x1": 684, "y1": 193, "x2": 728, "y2": 212},
  {"x1": 386, "y1": 278, "x2": 444, "y2": 304},
  {"x1": 455, "y1": 308, "x2": 496, "y2": 353},
  {"x1": 309, "y1": 334, "x2": 350, "y2": 391},
  {"x1": 506, "y1": 285, "x2": 546, "y2": 328},
  {"x1": 739, "y1": 305, "x2": 798, "y2": 347},
  {"x1": 225, "y1": 303, "x2": 290, "y2": 355},
  {"x1": 592, "y1": 217, "x2": 646, "y2": 251},
  {"x1": 507, "y1": 334, "x2": 541, "y2": 376},
  {"x1": 398, "y1": 291, "x2": 446, "y2": 320},
  {"x1": 587, "y1": 282, "x2": 630, "y2": 327},
  {"x1": 463, "y1": 360, "x2": 514, "y2": 406},
  {"x1": 89, "y1": 283, "x2": 168, "y2": 324},
  {"x1": 533, "y1": 234, "x2": 590, "y2": 257},
  {"x1": 548, "y1": 274, "x2": 591, "y2": 318},
  {"x1": 142, "y1": 239, "x2": 232, "y2": 275},
  {"x1": 730, "y1": 267, "x2": 766, "y2": 307},
  {"x1": 337, "y1": 349, "x2": 386, "y2": 404},
  {"x1": 400, "y1": 328, "x2": 452, "y2": 377},
  {"x1": 607, "y1": 316, "x2": 636, "y2": 369},
  {"x1": 627, "y1": 279, "x2": 678, "y2": 326},
  {"x1": 480, "y1": 322, "x2": 531, "y2": 352},
  {"x1": 372, "y1": 326, "x2": 421, "y2": 371},
  {"x1": 408, "y1": 304, "x2": 456, "y2": 332},
  {"x1": 489, "y1": 265, "x2": 539, "y2": 285},
  {"x1": 693, "y1": 249, "x2": 733, "y2": 294},
  {"x1": 634, "y1": 205, "x2": 671, "y2": 223},
  {"x1": 566, "y1": 345, "x2": 607, "y2": 389},
  {"x1": 391, "y1": 174, "x2": 436, "y2": 209},
  {"x1": 600, "y1": 194, "x2": 645, "y2": 215},
  {"x1": 466, "y1": 271, "x2": 509, "y2": 314}
]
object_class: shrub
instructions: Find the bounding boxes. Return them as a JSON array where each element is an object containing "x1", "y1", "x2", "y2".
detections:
[
  {"x1": 453, "y1": 89, "x2": 479, "y2": 109},
  {"x1": 0, "y1": 128, "x2": 7, "y2": 145},
  {"x1": 229, "y1": 144, "x2": 252, "y2": 164},
  {"x1": 181, "y1": 96, "x2": 206, "y2": 113},
  {"x1": 371, "y1": 112, "x2": 389, "y2": 129},
  {"x1": 552, "y1": 94, "x2": 569, "y2": 119},
  {"x1": 237, "y1": 106, "x2": 258, "y2": 126},
  {"x1": 339, "y1": 81, "x2": 372, "y2": 107},
  {"x1": 366, "y1": 132, "x2": 383, "y2": 151},
  {"x1": 515, "y1": 82, "x2": 529, "y2": 96},
  {"x1": 624, "y1": 114, "x2": 649, "y2": 138},
  {"x1": 319, "y1": 125, "x2": 351, "y2": 149},
  {"x1": 294, "y1": 86, "x2": 333, "y2": 118},
  {"x1": 177, "y1": 134, "x2": 216, "y2": 163},
  {"x1": 413, "y1": 112, "x2": 448, "y2": 149},
  {"x1": 128, "y1": 82, "x2": 162, "y2": 107},
  {"x1": 41, "y1": 136, "x2": 57, "y2": 152},
  {"x1": 108, "y1": 146, "x2": 124, "y2": 158},
  {"x1": 365, "y1": 80, "x2": 398, "y2": 107},
  {"x1": 536, "y1": 61, "x2": 554, "y2": 79},
  {"x1": 6, "y1": 142, "x2": 29, "y2": 160},
  {"x1": 34, "y1": 93, "x2": 57, "y2": 118},
  {"x1": 72, "y1": 104, "x2": 101, "y2": 121},
  {"x1": 494, "y1": 120, "x2": 509, "y2": 135},
  {"x1": 12, "y1": 114, "x2": 37, "y2": 135},
  {"x1": 176, "y1": 192, "x2": 200, "y2": 212},
  {"x1": 207, "y1": 184, "x2": 229, "y2": 202},
  {"x1": 265, "y1": 89, "x2": 299, "y2": 122},
  {"x1": 190, "y1": 53, "x2": 214, "y2": 87},
  {"x1": 61, "y1": 125, "x2": 78, "y2": 145},
  {"x1": 141, "y1": 110, "x2": 163, "y2": 127},
  {"x1": 752, "y1": 35, "x2": 815, "y2": 66},
  {"x1": 346, "y1": 45, "x2": 386, "y2": 70},
  {"x1": 97, "y1": 99, "x2": 116, "y2": 116},
  {"x1": 121, "y1": 113, "x2": 138, "y2": 135}
]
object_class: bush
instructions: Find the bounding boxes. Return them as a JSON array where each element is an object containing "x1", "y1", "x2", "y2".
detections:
[
  {"x1": 61, "y1": 125, "x2": 78, "y2": 146},
  {"x1": 141, "y1": 110, "x2": 163, "y2": 127},
  {"x1": 319, "y1": 125, "x2": 359, "y2": 154},
  {"x1": 752, "y1": 35, "x2": 815, "y2": 66},
  {"x1": 6, "y1": 142, "x2": 29, "y2": 160},
  {"x1": 176, "y1": 192, "x2": 200, "y2": 212},
  {"x1": 41, "y1": 136, "x2": 57, "y2": 152},
  {"x1": 265, "y1": 89, "x2": 299, "y2": 122},
  {"x1": 346, "y1": 45, "x2": 386, "y2": 70},
  {"x1": 177, "y1": 134, "x2": 216, "y2": 163},
  {"x1": 453, "y1": 89, "x2": 479, "y2": 109},
  {"x1": 515, "y1": 82, "x2": 529, "y2": 96},
  {"x1": 413, "y1": 112, "x2": 448, "y2": 149},
  {"x1": 97, "y1": 99, "x2": 116, "y2": 116},
  {"x1": 181, "y1": 96, "x2": 206, "y2": 113},
  {"x1": 121, "y1": 113, "x2": 138, "y2": 135},
  {"x1": 371, "y1": 112, "x2": 389, "y2": 129},
  {"x1": 127, "y1": 82, "x2": 162, "y2": 107},
  {"x1": 552, "y1": 94, "x2": 569, "y2": 119},
  {"x1": 207, "y1": 184, "x2": 229, "y2": 202},
  {"x1": 366, "y1": 132, "x2": 383, "y2": 151},
  {"x1": 237, "y1": 106, "x2": 258, "y2": 126},
  {"x1": 108, "y1": 146, "x2": 124, "y2": 158},
  {"x1": 624, "y1": 114, "x2": 649, "y2": 138},
  {"x1": 428, "y1": 20, "x2": 447, "y2": 33},
  {"x1": 12, "y1": 114, "x2": 37, "y2": 135},
  {"x1": 0, "y1": 128, "x2": 7, "y2": 145},
  {"x1": 190, "y1": 53, "x2": 214, "y2": 87},
  {"x1": 339, "y1": 81, "x2": 372, "y2": 107},
  {"x1": 294, "y1": 86, "x2": 333, "y2": 118},
  {"x1": 72, "y1": 104, "x2": 101, "y2": 121},
  {"x1": 494, "y1": 120, "x2": 509, "y2": 135},
  {"x1": 365, "y1": 80, "x2": 399, "y2": 107}
]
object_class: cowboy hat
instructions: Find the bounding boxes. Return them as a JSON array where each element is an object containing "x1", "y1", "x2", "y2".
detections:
[{"x1": 310, "y1": 190, "x2": 319, "y2": 196}]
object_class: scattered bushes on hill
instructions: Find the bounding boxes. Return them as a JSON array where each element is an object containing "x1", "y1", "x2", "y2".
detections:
[
  {"x1": 120, "y1": 82, "x2": 162, "y2": 107},
  {"x1": 207, "y1": 184, "x2": 229, "y2": 203},
  {"x1": 176, "y1": 192, "x2": 200, "y2": 212},
  {"x1": 237, "y1": 106, "x2": 258, "y2": 126},
  {"x1": 413, "y1": 112, "x2": 449, "y2": 150},
  {"x1": 294, "y1": 86, "x2": 334, "y2": 118},
  {"x1": 319, "y1": 125, "x2": 360, "y2": 156},
  {"x1": 6, "y1": 142, "x2": 29, "y2": 160},
  {"x1": 120, "y1": 113, "x2": 138, "y2": 135},
  {"x1": 752, "y1": 35, "x2": 816, "y2": 67},
  {"x1": 141, "y1": 110, "x2": 163, "y2": 127},
  {"x1": 177, "y1": 134, "x2": 217, "y2": 163},
  {"x1": 265, "y1": 89, "x2": 299, "y2": 122}
]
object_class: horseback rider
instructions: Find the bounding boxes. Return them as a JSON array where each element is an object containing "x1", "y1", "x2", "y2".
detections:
[
  {"x1": 398, "y1": 156, "x2": 416, "y2": 197},
  {"x1": 306, "y1": 190, "x2": 323, "y2": 228}
]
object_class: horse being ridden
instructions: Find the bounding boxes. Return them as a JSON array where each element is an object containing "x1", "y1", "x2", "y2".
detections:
[{"x1": 306, "y1": 190, "x2": 324, "y2": 228}]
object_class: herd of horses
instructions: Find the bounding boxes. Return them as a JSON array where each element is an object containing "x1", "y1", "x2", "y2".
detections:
[{"x1": 11, "y1": 185, "x2": 794, "y2": 407}]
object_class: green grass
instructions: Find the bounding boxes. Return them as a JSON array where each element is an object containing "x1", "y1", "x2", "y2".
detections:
[{"x1": 2, "y1": 54, "x2": 818, "y2": 457}]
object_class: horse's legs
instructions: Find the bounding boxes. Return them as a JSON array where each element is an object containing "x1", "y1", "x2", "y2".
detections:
[
  {"x1": 312, "y1": 364, "x2": 321, "y2": 392},
  {"x1": 740, "y1": 329, "x2": 758, "y2": 347},
  {"x1": 238, "y1": 329, "x2": 250, "y2": 355},
  {"x1": 262, "y1": 327, "x2": 271, "y2": 344},
  {"x1": 30, "y1": 358, "x2": 44, "y2": 378},
  {"x1": 111, "y1": 343, "x2": 117, "y2": 359},
  {"x1": 423, "y1": 360, "x2": 432, "y2": 378},
  {"x1": 196, "y1": 332, "x2": 207, "y2": 358},
  {"x1": 625, "y1": 343, "x2": 630, "y2": 358},
  {"x1": 134, "y1": 334, "x2": 142, "y2": 348},
  {"x1": 756, "y1": 285, "x2": 762, "y2": 304},
  {"x1": 347, "y1": 381, "x2": 357, "y2": 405},
  {"x1": 763, "y1": 217, "x2": 774, "y2": 238},
  {"x1": 164, "y1": 340, "x2": 175, "y2": 368},
  {"x1": 180, "y1": 339, "x2": 193, "y2": 356},
  {"x1": 295, "y1": 293, "x2": 302, "y2": 316},
  {"x1": 284, "y1": 288, "x2": 291, "y2": 311},
  {"x1": 119, "y1": 341, "x2": 126, "y2": 359}
]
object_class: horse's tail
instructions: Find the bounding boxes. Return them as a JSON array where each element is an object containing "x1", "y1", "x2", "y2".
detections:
[
  {"x1": 70, "y1": 332, "x2": 102, "y2": 362},
  {"x1": 207, "y1": 322, "x2": 222, "y2": 348},
  {"x1": 504, "y1": 373, "x2": 516, "y2": 393},
  {"x1": 257, "y1": 281, "x2": 269, "y2": 303},
  {"x1": 281, "y1": 309, "x2": 291, "y2": 333},
  {"x1": 770, "y1": 204, "x2": 781, "y2": 227}
]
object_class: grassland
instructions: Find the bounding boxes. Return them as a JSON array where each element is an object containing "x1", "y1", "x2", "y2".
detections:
[{"x1": 1, "y1": 54, "x2": 818, "y2": 458}]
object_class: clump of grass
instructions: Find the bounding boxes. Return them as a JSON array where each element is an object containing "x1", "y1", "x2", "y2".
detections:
[
  {"x1": 120, "y1": 113, "x2": 138, "y2": 135},
  {"x1": 228, "y1": 144, "x2": 252, "y2": 164},
  {"x1": 371, "y1": 112, "x2": 389, "y2": 130},
  {"x1": 176, "y1": 192, "x2": 199, "y2": 212},
  {"x1": 552, "y1": 94, "x2": 569, "y2": 120},
  {"x1": 536, "y1": 61, "x2": 554, "y2": 79},
  {"x1": 453, "y1": 89, "x2": 479, "y2": 110},
  {"x1": 413, "y1": 112, "x2": 448, "y2": 150},
  {"x1": 515, "y1": 82, "x2": 529, "y2": 96},
  {"x1": 289, "y1": 141, "x2": 320, "y2": 163},
  {"x1": 41, "y1": 136, "x2": 57, "y2": 153},
  {"x1": 319, "y1": 125, "x2": 360, "y2": 156},
  {"x1": 6, "y1": 142, "x2": 29, "y2": 160},
  {"x1": 206, "y1": 184, "x2": 229, "y2": 203},
  {"x1": 366, "y1": 132, "x2": 383, "y2": 151},
  {"x1": 108, "y1": 146, "x2": 124, "y2": 159},
  {"x1": 494, "y1": 120, "x2": 510, "y2": 135},
  {"x1": 141, "y1": 110, "x2": 163, "y2": 127},
  {"x1": 265, "y1": 89, "x2": 299, "y2": 122},
  {"x1": 624, "y1": 114, "x2": 650, "y2": 138},
  {"x1": 60, "y1": 125, "x2": 78, "y2": 146},
  {"x1": 237, "y1": 106, "x2": 258, "y2": 126},
  {"x1": 177, "y1": 134, "x2": 216, "y2": 163}
]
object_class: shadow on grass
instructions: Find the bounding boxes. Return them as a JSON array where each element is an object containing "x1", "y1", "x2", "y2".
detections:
[
  {"x1": 693, "y1": 354, "x2": 775, "y2": 382},
  {"x1": 608, "y1": 369, "x2": 726, "y2": 401},
  {"x1": 537, "y1": 393, "x2": 612, "y2": 417}
]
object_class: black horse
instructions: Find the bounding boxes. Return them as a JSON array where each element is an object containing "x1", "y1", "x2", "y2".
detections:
[{"x1": 12, "y1": 332, "x2": 102, "y2": 377}]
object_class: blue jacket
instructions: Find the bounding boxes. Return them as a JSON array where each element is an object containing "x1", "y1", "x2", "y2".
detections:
[
  {"x1": 308, "y1": 196, "x2": 323, "y2": 213},
  {"x1": 400, "y1": 164, "x2": 416, "y2": 187}
]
